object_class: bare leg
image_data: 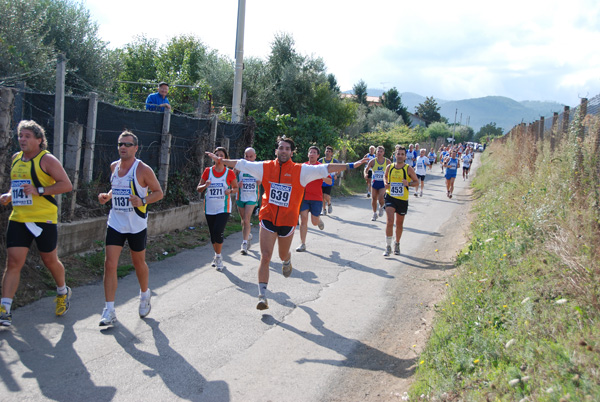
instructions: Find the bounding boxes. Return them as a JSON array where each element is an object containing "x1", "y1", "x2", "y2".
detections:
[
  {"x1": 258, "y1": 226, "x2": 278, "y2": 284},
  {"x1": 39, "y1": 249, "x2": 66, "y2": 288},
  {"x1": 395, "y1": 214, "x2": 406, "y2": 243},
  {"x1": 1, "y1": 247, "x2": 29, "y2": 299},
  {"x1": 130, "y1": 249, "x2": 149, "y2": 293},
  {"x1": 298, "y1": 209, "x2": 309, "y2": 245},
  {"x1": 104, "y1": 245, "x2": 123, "y2": 302}
]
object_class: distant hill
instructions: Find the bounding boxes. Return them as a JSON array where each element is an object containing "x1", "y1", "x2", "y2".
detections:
[{"x1": 343, "y1": 89, "x2": 564, "y2": 132}]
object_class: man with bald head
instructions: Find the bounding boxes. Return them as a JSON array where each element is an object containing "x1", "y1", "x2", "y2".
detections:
[{"x1": 236, "y1": 147, "x2": 261, "y2": 254}]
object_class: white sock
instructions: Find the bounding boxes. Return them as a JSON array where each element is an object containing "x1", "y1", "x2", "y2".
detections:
[
  {"x1": 1, "y1": 298, "x2": 13, "y2": 313},
  {"x1": 215, "y1": 253, "x2": 222, "y2": 258},
  {"x1": 56, "y1": 285, "x2": 67, "y2": 295},
  {"x1": 140, "y1": 289, "x2": 151, "y2": 299},
  {"x1": 105, "y1": 301, "x2": 115, "y2": 311},
  {"x1": 258, "y1": 282, "x2": 268, "y2": 296},
  {"x1": 242, "y1": 240, "x2": 248, "y2": 244},
  {"x1": 386, "y1": 236, "x2": 393, "y2": 247}
]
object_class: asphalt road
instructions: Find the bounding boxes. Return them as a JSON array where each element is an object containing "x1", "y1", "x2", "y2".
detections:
[{"x1": 0, "y1": 157, "x2": 479, "y2": 401}]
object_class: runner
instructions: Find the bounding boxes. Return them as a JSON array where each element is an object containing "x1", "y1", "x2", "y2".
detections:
[
  {"x1": 236, "y1": 147, "x2": 260, "y2": 255},
  {"x1": 363, "y1": 146, "x2": 376, "y2": 198},
  {"x1": 443, "y1": 149, "x2": 460, "y2": 198},
  {"x1": 405, "y1": 144, "x2": 416, "y2": 168},
  {"x1": 0, "y1": 120, "x2": 73, "y2": 326},
  {"x1": 462, "y1": 147, "x2": 472, "y2": 180},
  {"x1": 382, "y1": 147, "x2": 419, "y2": 256},
  {"x1": 439, "y1": 146, "x2": 449, "y2": 173},
  {"x1": 364, "y1": 146, "x2": 391, "y2": 221},
  {"x1": 296, "y1": 146, "x2": 330, "y2": 252},
  {"x1": 428, "y1": 148, "x2": 436, "y2": 171},
  {"x1": 97, "y1": 131, "x2": 163, "y2": 326},
  {"x1": 319, "y1": 145, "x2": 339, "y2": 215},
  {"x1": 414, "y1": 148, "x2": 430, "y2": 197},
  {"x1": 197, "y1": 147, "x2": 238, "y2": 271},
  {"x1": 205, "y1": 137, "x2": 367, "y2": 310}
]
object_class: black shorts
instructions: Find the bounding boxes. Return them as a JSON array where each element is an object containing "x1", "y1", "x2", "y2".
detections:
[
  {"x1": 384, "y1": 194, "x2": 408, "y2": 215},
  {"x1": 417, "y1": 174, "x2": 426, "y2": 181},
  {"x1": 260, "y1": 219, "x2": 295, "y2": 237},
  {"x1": 463, "y1": 166, "x2": 470, "y2": 171},
  {"x1": 367, "y1": 170, "x2": 373, "y2": 179},
  {"x1": 105, "y1": 226, "x2": 147, "y2": 252},
  {"x1": 6, "y1": 221, "x2": 58, "y2": 253},
  {"x1": 321, "y1": 186, "x2": 332, "y2": 195}
]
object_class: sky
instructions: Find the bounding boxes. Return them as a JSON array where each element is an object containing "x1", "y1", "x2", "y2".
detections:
[{"x1": 83, "y1": 0, "x2": 600, "y2": 106}]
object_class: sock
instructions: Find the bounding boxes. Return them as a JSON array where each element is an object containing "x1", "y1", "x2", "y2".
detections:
[
  {"x1": 258, "y1": 282, "x2": 268, "y2": 296},
  {"x1": 140, "y1": 289, "x2": 151, "y2": 299},
  {"x1": 1, "y1": 298, "x2": 13, "y2": 313},
  {"x1": 242, "y1": 240, "x2": 248, "y2": 244},
  {"x1": 215, "y1": 253, "x2": 222, "y2": 258},
  {"x1": 56, "y1": 285, "x2": 67, "y2": 295},
  {"x1": 105, "y1": 301, "x2": 115, "y2": 311},
  {"x1": 386, "y1": 236, "x2": 393, "y2": 247}
]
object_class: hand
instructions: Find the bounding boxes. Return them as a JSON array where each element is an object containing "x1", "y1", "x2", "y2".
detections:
[
  {"x1": 129, "y1": 195, "x2": 143, "y2": 208},
  {"x1": 224, "y1": 188, "x2": 231, "y2": 196},
  {"x1": 98, "y1": 193, "x2": 111, "y2": 205},
  {"x1": 0, "y1": 193, "x2": 11, "y2": 206},
  {"x1": 353, "y1": 157, "x2": 369, "y2": 167},
  {"x1": 205, "y1": 152, "x2": 222, "y2": 163},
  {"x1": 21, "y1": 183, "x2": 36, "y2": 196}
]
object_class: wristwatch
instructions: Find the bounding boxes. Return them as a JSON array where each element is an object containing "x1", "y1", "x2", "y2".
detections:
[
  {"x1": 37, "y1": 187, "x2": 45, "y2": 195},
  {"x1": 141, "y1": 197, "x2": 147, "y2": 206}
]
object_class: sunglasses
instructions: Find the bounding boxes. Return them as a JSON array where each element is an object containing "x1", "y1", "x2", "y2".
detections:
[{"x1": 118, "y1": 142, "x2": 135, "y2": 148}]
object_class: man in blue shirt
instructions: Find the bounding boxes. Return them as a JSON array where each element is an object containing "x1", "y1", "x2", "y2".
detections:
[{"x1": 145, "y1": 82, "x2": 171, "y2": 112}]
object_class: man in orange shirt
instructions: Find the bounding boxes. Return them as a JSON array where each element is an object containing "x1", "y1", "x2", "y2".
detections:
[{"x1": 206, "y1": 137, "x2": 367, "y2": 310}]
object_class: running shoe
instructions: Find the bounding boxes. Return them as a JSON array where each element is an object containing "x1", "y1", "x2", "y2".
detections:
[
  {"x1": 99, "y1": 308, "x2": 117, "y2": 327},
  {"x1": 55, "y1": 286, "x2": 72, "y2": 316},
  {"x1": 211, "y1": 257, "x2": 217, "y2": 267},
  {"x1": 420, "y1": 191, "x2": 423, "y2": 197},
  {"x1": 248, "y1": 233, "x2": 253, "y2": 250},
  {"x1": 282, "y1": 259, "x2": 293, "y2": 278},
  {"x1": 256, "y1": 295, "x2": 269, "y2": 310},
  {"x1": 414, "y1": 192, "x2": 418, "y2": 197},
  {"x1": 378, "y1": 205, "x2": 384, "y2": 217},
  {"x1": 139, "y1": 289, "x2": 151, "y2": 318},
  {"x1": 296, "y1": 243, "x2": 306, "y2": 252},
  {"x1": 318, "y1": 219, "x2": 325, "y2": 230},
  {"x1": 383, "y1": 245, "x2": 392, "y2": 257},
  {"x1": 327, "y1": 204, "x2": 332, "y2": 214},
  {"x1": 367, "y1": 192, "x2": 371, "y2": 198},
  {"x1": 394, "y1": 242, "x2": 401, "y2": 255},
  {"x1": 449, "y1": 193, "x2": 453, "y2": 199},
  {"x1": 0, "y1": 304, "x2": 12, "y2": 327},
  {"x1": 241, "y1": 242, "x2": 248, "y2": 255},
  {"x1": 371, "y1": 212, "x2": 378, "y2": 221},
  {"x1": 322, "y1": 208, "x2": 327, "y2": 216},
  {"x1": 215, "y1": 256, "x2": 224, "y2": 272}
]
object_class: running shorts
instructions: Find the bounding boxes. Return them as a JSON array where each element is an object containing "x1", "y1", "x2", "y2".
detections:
[
  {"x1": 106, "y1": 226, "x2": 147, "y2": 252},
  {"x1": 6, "y1": 221, "x2": 58, "y2": 253}
]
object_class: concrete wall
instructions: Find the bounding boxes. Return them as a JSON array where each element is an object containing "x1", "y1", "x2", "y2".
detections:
[{"x1": 57, "y1": 202, "x2": 206, "y2": 257}]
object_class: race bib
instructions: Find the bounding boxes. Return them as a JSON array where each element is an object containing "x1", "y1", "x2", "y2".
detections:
[
  {"x1": 390, "y1": 182, "x2": 405, "y2": 197},
  {"x1": 11, "y1": 180, "x2": 33, "y2": 206},
  {"x1": 268, "y1": 182, "x2": 292, "y2": 207},
  {"x1": 241, "y1": 179, "x2": 256, "y2": 193},
  {"x1": 372, "y1": 170, "x2": 384, "y2": 181},
  {"x1": 206, "y1": 182, "x2": 225, "y2": 200},
  {"x1": 112, "y1": 188, "x2": 133, "y2": 213}
]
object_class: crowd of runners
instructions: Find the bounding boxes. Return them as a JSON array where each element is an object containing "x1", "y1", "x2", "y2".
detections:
[{"x1": 0, "y1": 123, "x2": 475, "y2": 326}]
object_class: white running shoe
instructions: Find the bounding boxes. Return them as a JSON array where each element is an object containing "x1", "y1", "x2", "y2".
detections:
[
  {"x1": 322, "y1": 208, "x2": 327, "y2": 216},
  {"x1": 371, "y1": 212, "x2": 378, "y2": 221},
  {"x1": 241, "y1": 242, "x2": 248, "y2": 255},
  {"x1": 420, "y1": 191, "x2": 423, "y2": 197},
  {"x1": 215, "y1": 256, "x2": 224, "y2": 272},
  {"x1": 282, "y1": 259, "x2": 293, "y2": 278},
  {"x1": 296, "y1": 243, "x2": 306, "y2": 252},
  {"x1": 318, "y1": 218, "x2": 325, "y2": 230},
  {"x1": 248, "y1": 233, "x2": 253, "y2": 250},
  {"x1": 378, "y1": 205, "x2": 384, "y2": 217},
  {"x1": 327, "y1": 204, "x2": 333, "y2": 214},
  {"x1": 256, "y1": 295, "x2": 269, "y2": 310},
  {"x1": 394, "y1": 243, "x2": 401, "y2": 255},
  {"x1": 383, "y1": 245, "x2": 392, "y2": 257},
  {"x1": 139, "y1": 289, "x2": 151, "y2": 318},
  {"x1": 99, "y1": 308, "x2": 117, "y2": 327},
  {"x1": 211, "y1": 257, "x2": 217, "y2": 267}
]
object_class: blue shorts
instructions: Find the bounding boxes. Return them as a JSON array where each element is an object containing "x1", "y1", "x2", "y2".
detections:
[
  {"x1": 445, "y1": 171, "x2": 457, "y2": 180},
  {"x1": 300, "y1": 199, "x2": 322, "y2": 216},
  {"x1": 371, "y1": 180, "x2": 385, "y2": 190}
]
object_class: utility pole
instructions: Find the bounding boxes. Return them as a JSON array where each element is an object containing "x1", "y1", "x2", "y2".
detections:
[
  {"x1": 231, "y1": 0, "x2": 246, "y2": 123},
  {"x1": 54, "y1": 53, "x2": 66, "y2": 219},
  {"x1": 452, "y1": 108, "x2": 457, "y2": 142}
]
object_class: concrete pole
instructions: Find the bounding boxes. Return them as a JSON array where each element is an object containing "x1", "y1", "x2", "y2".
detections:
[
  {"x1": 83, "y1": 92, "x2": 98, "y2": 182},
  {"x1": 54, "y1": 53, "x2": 66, "y2": 219},
  {"x1": 231, "y1": 0, "x2": 246, "y2": 123}
]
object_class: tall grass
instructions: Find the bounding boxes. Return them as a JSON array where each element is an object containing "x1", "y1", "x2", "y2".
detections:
[{"x1": 411, "y1": 111, "x2": 600, "y2": 400}]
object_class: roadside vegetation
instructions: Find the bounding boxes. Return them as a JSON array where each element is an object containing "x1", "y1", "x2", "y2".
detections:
[{"x1": 411, "y1": 112, "x2": 600, "y2": 400}]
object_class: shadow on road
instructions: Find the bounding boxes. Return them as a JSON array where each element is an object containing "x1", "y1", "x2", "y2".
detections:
[
  {"x1": 1, "y1": 321, "x2": 116, "y2": 401},
  {"x1": 271, "y1": 305, "x2": 415, "y2": 378},
  {"x1": 105, "y1": 318, "x2": 229, "y2": 401}
]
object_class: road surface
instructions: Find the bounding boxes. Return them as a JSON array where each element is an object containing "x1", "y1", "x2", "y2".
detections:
[{"x1": 0, "y1": 158, "x2": 479, "y2": 401}]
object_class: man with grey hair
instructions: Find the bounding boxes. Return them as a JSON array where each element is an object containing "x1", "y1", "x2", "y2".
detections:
[
  {"x1": 236, "y1": 147, "x2": 261, "y2": 255},
  {"x1": 0, "y1": 120, "x2": 73, "y2": 326}
]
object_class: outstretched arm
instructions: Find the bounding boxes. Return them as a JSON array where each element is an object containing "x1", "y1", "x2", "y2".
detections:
[
  {"x1": 327, "y1": 157, "x2": 369, "y2": 174},
  {"x1": 205, "y1": 152, "x2": 240, "y2": 169}
]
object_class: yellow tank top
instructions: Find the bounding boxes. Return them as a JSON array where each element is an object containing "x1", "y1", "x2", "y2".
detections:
[
  {"x1": 386, "y1": 164, "x2": 411, "y2": 201},
  {"x1": 10, "y1": 150, "x2": 58, "y2": 223},
  {"x1": 371, "y1": 158, "x2": 387, "y2": 182}
]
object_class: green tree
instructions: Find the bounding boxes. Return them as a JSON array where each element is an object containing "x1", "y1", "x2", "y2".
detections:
[
  {"x1": 114, "y1": 35, "x2": 159, "y2": 108},
  {"x1": 415, "y1": 96, "x2": 442, "y2": 126},
  {"x1": 381, "y1": 87, "x2": 411, "y2": 126},
  {"x1": 475, "y1": 122, "x2": 503, "y2": 142},
  {"x1": 367, "y1": 107, "x2": 403, "y2": 132},
  {"x1": 352, "y1": 79, "x2": 368, "y2": 105},
  {"x1": 426, "y1": 122, "x2": 452, "y2": 142}
]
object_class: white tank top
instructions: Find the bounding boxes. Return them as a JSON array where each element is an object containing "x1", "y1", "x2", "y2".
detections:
[
  {"x1": 205, "y1": 167, "x2": 232, "y2": 215},
  {"x1": 107, "y1": 159, "x2": 148, "y2": 234},
  {"x1": 238, "y1": 172, "x2": 258, "y2": 203}
]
